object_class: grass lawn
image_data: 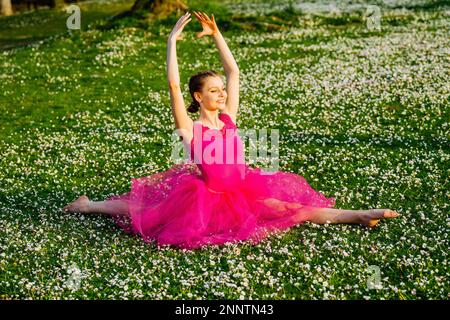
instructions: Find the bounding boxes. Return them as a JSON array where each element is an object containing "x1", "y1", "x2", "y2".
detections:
[{"x1": 0, "y1": 0, "x2": 449, "y2": 299}]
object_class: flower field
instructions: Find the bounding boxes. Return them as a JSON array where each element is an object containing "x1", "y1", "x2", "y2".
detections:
[{"x1": 0, "y1": 0, "x2": 448, "y2": 299}]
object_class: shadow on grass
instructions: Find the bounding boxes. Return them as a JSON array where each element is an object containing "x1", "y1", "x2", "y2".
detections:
[
  {"x1": 391, "y1": 0, "x2": 450, "y2": 10},
  {"x1": 0, "y1": 2, "x2": 133, "y2": 51}
]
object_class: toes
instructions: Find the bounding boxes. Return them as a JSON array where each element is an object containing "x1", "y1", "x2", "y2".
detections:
[
  {"x1": 364, "y1": 209, "x2": 399, "y2": 228},
  {"x1": 383, "y1": 210, "x2": 400, "y2": 218},
  {"x1": 370, "y1": 209, "x2": 399, "y2": 219},
  {"x1": 62, "y1": 196, "x2": 89, "y2": 213}
]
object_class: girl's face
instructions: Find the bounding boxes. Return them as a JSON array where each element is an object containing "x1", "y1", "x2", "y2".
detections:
[{"x1": 195, "y1": 76, "x2": 227, "y2": 111}]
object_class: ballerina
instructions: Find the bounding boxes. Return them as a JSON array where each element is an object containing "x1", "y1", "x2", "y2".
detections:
[{"x1": 63, "y1": 11, "x2": 400, "y2": 249}]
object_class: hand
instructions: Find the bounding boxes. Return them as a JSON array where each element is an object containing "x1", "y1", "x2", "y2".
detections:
[
  {"x1": 169, "y1": 12, "x2": 192, "y2": 42},
  {"x1": 193, "y1": 11, "x2": 219, "y2": 38}
]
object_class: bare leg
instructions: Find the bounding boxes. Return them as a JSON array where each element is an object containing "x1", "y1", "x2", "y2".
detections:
[
  {"x1": 256, "y1": 198, "x2": 399, "y2": 228},
  {"x1": 89, "y1": 200, "x2": 129, "y2": 216},
  {"x1": 300, "y1": 207, "x2": 400, "y2": 228},
  {"x1": 63, "y1": 195, "x2": 130, "y2": 216}
]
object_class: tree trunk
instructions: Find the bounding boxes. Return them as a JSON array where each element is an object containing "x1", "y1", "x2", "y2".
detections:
[
  {"x1": 50, "y1": 0, "x2": 66, "y2": 8},
  {"x1": 0, "y1": 0, "x2": 13, "y2": 16},
  {"x1": 130, "y1": 0, "x2": 187, "y2": 18}
]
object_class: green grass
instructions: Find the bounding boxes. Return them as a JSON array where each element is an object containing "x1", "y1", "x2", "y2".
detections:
[
  {"x1": 0, "y1": 0, "x2": 449, "y2": 299},
  {"x1": 0, "y1": 0, "x2": 134, "y2": 50}
]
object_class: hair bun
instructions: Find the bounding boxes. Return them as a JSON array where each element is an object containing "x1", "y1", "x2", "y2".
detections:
[{"x1": 187, "y1": 100, "x2": 200, "y2": 113}]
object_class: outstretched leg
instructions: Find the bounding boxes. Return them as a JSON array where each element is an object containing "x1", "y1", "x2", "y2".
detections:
[
  {"x1": 257, "y1": 198, "x2": 400, "y2": 228},
  {"x1": 300, "y1": 207, "x2": 400, "y2": 228},
  {"x1": 63, "y1": 195, "x2": 129, "y2": 216}
]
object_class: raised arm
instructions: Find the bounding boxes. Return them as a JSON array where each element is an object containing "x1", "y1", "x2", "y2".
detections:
[
  {"x1": 194, "y1": 12, "x2": 240, "y2": 123},
  {"x1": 166, "y1": 13, "x2": 193, "y2": 142}
]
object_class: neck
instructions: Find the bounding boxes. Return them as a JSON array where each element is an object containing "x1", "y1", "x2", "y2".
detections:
[{"x1": 198, "y1": 109, "x2": 221, "y2": 128}]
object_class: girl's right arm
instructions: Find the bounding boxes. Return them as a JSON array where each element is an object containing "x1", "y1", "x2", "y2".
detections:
[{"x1": 166, "y1": 13, "x2": 193, "y2": 141}]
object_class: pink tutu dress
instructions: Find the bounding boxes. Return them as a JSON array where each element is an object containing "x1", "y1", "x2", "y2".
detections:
[{"x1": 108, "y1": 112, "x2": 335, "y2": 249}]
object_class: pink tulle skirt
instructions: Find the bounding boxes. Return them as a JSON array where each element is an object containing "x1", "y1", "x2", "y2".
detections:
[{"x1": 107, "y1": 163, "x2": 335, "y2": 249}]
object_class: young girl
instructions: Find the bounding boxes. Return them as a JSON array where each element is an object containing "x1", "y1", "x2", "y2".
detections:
[{"x1": 63, "y1": 12, "x2": 400, "y2": 249}]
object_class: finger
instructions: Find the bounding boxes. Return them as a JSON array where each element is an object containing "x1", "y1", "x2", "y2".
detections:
[
  {"x1": 201, "y1": 12, "x2": 211, "y2": 21},
  {"x1": 175, "y1": 17, "x2": 184, "y2": 28},
  {"x1": 180, "y1": 13, "x2": 190, "y2": 22},
  {"x1": 194, "y1": 11, "x2": 204, "y2": 22},
  {"x1": 195, "y1": 11, "x2": 204, "y2": 19},
  {"x1": 181, "y1": 14, "x2": 191, "y2": 23},
  {"x1": 196, "y1": 31, "x2": 205, "y2": 38},
  {"x1": 176, "y1": 15, "x2": 190, "y2": 29},
  {"x1": 182, "y1": 17, "x2": 192, "y2": 26},
  {"x1": 178, "y1": 13, "x2": 189, "y2": 23},
  {"x1": 212, "y1": 14, "x2": 216, "y2": 24}
]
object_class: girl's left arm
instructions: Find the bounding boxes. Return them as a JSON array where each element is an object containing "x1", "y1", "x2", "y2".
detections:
[
  {"x1": 213, "y1": 30, "x2": 240, "y2": 123},
  {"x1": 194, "y1": 12, "x2": 239, "y2": 122}
]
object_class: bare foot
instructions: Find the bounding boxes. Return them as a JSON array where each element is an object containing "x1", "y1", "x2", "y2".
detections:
[
  {"x1": 361, "y1": 209, "x2": 400, "y2": 228},
  {"x1": 62, "y1": 195, "x2": 92, "y2": 213}
]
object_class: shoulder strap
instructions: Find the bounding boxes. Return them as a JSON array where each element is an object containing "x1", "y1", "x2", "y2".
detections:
[{"x1": 220, "y1": 112, "x2": 237, "y2": 128}]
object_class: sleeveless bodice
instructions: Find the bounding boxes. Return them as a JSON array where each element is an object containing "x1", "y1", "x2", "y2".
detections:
[{"x1": 190, "y1": 113, "x2": 246, "y2": 192}]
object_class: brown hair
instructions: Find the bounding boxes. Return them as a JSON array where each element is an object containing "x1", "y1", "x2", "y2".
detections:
[{"x1": 188, "y1": 70, "x2": 221, "y2": 113}]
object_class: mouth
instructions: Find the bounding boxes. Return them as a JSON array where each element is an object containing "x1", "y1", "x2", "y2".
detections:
[{"x1": 217, "y1": 100, "x2": 225, "y2": 103}]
